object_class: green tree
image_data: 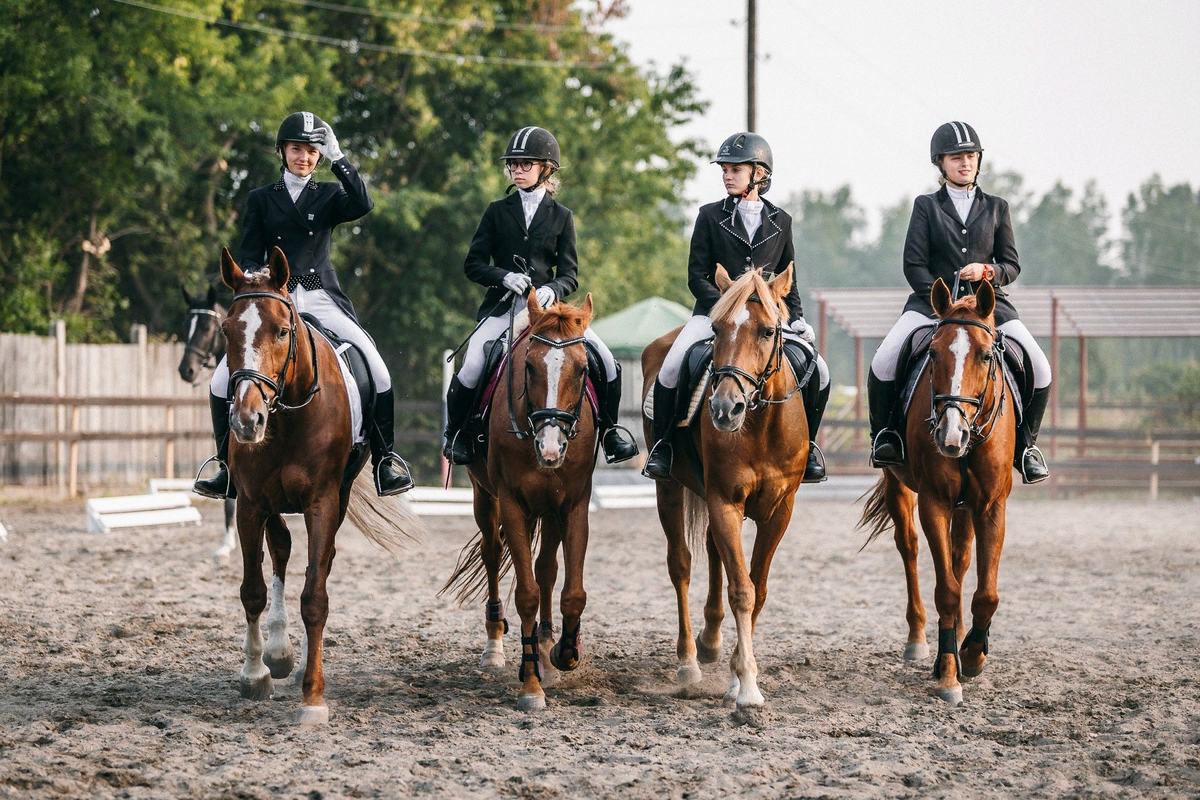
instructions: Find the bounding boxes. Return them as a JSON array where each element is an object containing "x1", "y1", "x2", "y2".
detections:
[
  {"x1": 1017, "y1": 181, "x2": 1116, "y2": 285},
  {"x1": 1121, "y1": 176, "x2": 1200, "y2": 285}
]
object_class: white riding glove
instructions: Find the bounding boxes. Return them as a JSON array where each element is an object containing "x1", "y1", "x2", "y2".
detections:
[
  {"x1": 311, "y1": 122, "x2": 344, "y2": 162},
  {"x1": 502, "y1": 272, "x2": 533, "y2": 296},
  {"x1": 789, "y1": 316, "x2": 815, "y2": 343},
  {"x1": 535, "y1": 286, "x2": 556, "y2": 309}
]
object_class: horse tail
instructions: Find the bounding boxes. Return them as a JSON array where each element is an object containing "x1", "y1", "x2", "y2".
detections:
[
  {"x1": 857, "y1": 476, "x2": 892, "y2": 550},
  {"x1": 344, "y1": 470, "x2": 426, "y2": 554},
  {"x1": 683, "y1": 488, "x2": 709, "y2": 556},
  {"x1": 440, "y1": 518, "x2": 542, "y2": 607}
]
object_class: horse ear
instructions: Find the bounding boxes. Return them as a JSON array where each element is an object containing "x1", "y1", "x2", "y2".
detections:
[
  {"x1": 976, "y1": 278, "x2": 996, "y2": 319},
  {"x1": 268, "y1": 247, "x2": 290, "y2": 291},
  {"x1": 206, "y1": 284, "x2": 217, "y2": 306},
  {"x1": 220, "y1": 247, "x2": 243, "y2": 290},
  {"x1": 768, "y1": 262, "x2": 794, "y2": 301},
  {"x1": 931, "y1": 278, "x2": 951, "y2": 318},
  {"x1": 715, "y1": 264, "x2": 733, "y2": 292},
  {"x1": 525, "y1": 288, "x2": 540, "y2": 319},
  {"x1": 580, "y1": 293, "x2": 594, "y2": 327},
  {"x1": 181, "y1": 285, "x2": 194, "y2": 306}
]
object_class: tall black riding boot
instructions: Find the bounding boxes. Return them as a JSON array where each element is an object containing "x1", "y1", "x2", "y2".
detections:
[
  {"x1": 194, "y1": 394, "x2": 236, "y2": 499},
  {"x1": 369, "y1": 389, "x2": 414, "y2": 496},
  {"x1": 443, "y1": 375, "x2": 477, "y2": 465},
  {"x1": 641, "y1": 381, "x2": 677, "y2": 481},
  {"x1": 868, "y1": 371, "x2": 904, "y2": 467},
  {"x1": 802, "y1": 378, "x2": 830, "y2": 483},
  {"x1": 599, "y1": 364, "x2": 639, "y2": 464},
  {"x1": 1016, "y1": 385, "x2": 1051, "y2": 484}
]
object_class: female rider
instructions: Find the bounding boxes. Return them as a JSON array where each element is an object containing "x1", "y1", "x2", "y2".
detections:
[
  {"x1": 641, "y1": 131, "x2": 830, "y2": 483},
  {"x1": 194, "y1": 111, "x2": 414, "y2": 498},
  {"x1": 867, "y1": 121, "x2": 1052, "y2": 483},
  {"x1": 442, "y1": 126, "x2": 638, "y2": 466}
]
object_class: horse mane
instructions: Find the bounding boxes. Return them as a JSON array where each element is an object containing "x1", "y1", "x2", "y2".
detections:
[
  {"x1": 528, "y1": 302, "x2": 590, "y2": 339},
  {"x1": 942, "y1": 293, "x2": 994, "y2": 325},
  {"x1": 709, "y1": 270, "x2": 789, "y2": 327}
]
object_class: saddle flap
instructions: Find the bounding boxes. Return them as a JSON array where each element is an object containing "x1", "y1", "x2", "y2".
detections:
[{"x1": 299, "y1": 312, "x2": 374, "y2": 437}]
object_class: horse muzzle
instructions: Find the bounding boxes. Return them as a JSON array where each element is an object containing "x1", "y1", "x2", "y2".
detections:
[
  {"x1": 534, "y1": 424, "x2": 569, "y2": 468},
  {"x1": 230, "y1": 403, "x2": 268, "y2": 444},
  {"x1": 178, "y1": 363, "x2": 196, "y2": 383},
  {"x1": 934, "y1": 409, "x2": 970, "y2": 458},
  {"x1": 708, "y1": 390, "x2": 746, "y2": 433}
]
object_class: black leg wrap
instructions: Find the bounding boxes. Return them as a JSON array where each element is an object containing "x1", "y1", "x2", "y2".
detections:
[
  {"x1": 519, "y1": 633, "x2": 542, "y2": 682},
  {"x1": 486, "y1": 599, "x2": 509, "y2": 634},
  {"x1": 962, "y1": 624, "x2": 990, "y2": 656},
  {"x1": 932, "y1": 626, "x2": 962, "y2": 681},
  {"x1": 538, "y1": 620, "x2": 554, "y2": 642},
  {"x1": 550, "y1": 624, "x2": 581, "y2": 672}
]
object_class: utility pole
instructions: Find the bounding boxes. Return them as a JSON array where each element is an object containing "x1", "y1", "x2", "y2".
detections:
[{"x1": 746, "y1": 0, "x2": 757, "y2": 131}]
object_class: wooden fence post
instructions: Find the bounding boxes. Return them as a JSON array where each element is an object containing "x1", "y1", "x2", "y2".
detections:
[
  {"x1": 165, "y1": 405, "x2": 175, "y2": 480},
  {"x1": 52, "y1": 320, "x2": 66, "y2": 492},
  {"x1": 1149, "y1": 437, "x2": 1160, "y2": 501},
  {"x1": 68, "y1": 404, "x2": 80, "y2": 497}
]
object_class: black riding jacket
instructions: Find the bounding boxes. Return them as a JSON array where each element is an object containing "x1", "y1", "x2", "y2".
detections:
[
  {"x1": 464, "y1": 190, "x2": 579, "y2": 321},
  {"x1": 687, "y1": 195, "x2": 803, "y2": 320},
  {"x1": 238, "y1": 157, "x2": 373, "y2": 319},
  {"x1": 902, "y1": 186, "x2": 1021, "y2": 325}
]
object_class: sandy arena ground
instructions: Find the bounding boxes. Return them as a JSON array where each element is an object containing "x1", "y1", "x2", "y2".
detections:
[{"x1": 1, "y1": 490, "x2": 1198, "y2": 799}]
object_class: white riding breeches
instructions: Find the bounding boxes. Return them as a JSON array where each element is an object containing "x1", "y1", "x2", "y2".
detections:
[
  {"x1": 658, "y1": 314, "x2": 829, "y2": 390},
  {"x1": 458, "y1": 314, "x2": 619, "y2": 390},
  {"x1": 210, "y1": 286, "x2": 391, "y2": 398},
  {"x1": 871, "y1": 310, "x2": 1051, "y2": 388}
]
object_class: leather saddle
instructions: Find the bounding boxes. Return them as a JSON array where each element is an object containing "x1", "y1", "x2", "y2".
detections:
[{"x1": 299, "y1": 313, "x2": 374, "y2": 486}]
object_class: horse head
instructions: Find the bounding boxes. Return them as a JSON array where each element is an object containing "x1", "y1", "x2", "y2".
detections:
[
  {"x1": 707, "y1": 263, "x2": 793, "y2": 433},
  {"x1": 519, "y1": 290, "x2": 593, "y2": 468},
  {"x1": 219, "y1": 246, "x2": 298, "y2": 445},
  {"x1": 179, "y1": 284, "x2": 227, "y2": 384},
  {"x1": 928, "y1": 277, "x2": 1000, "y2": 458}
]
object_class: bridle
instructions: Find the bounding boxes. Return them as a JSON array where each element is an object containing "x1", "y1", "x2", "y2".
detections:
[
  {"x1": 227, "y1": 290, "x2": 320, "y2": 413},
  {"x1": 709, "y1": 295, "x2": 803, "y2": 410},
  {"x1": 183, "y1": 307, "x2": 224, "y2": 372},
  {"x1": 926, "y1": 316, "x2": 1006, "y2": 449},
  {"x1": 507, "y1": 330, "x2": 589, "y2": 443}
]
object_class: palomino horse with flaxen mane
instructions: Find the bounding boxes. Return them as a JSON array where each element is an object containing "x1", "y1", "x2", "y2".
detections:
[
  {"x1": 178, "y1": 285, "x2": 236, "y2": 563},
  {"x1": 642, "y1": 265, "x2": 809, "y2": 709},
  {"x1": 443, "y1": 292, "x2": 599, "y2": 711},
  {"x1": 219, "y1": 246, "x2": 422, "y2": 724},
  {"x1": 859, "y1": 278, "x2": 1017, "y2": 704}
]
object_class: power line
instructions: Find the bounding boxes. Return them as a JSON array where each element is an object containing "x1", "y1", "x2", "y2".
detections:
[
  {"x1": 108, "y1": 0, "x2": 614, "y2": 70},
  {"x1": 277, "y1": 0, "x2": 581, "y2": 34}
]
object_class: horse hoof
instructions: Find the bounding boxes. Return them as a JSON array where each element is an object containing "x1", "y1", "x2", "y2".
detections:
[
  {"x1": 961, "y1": 655, "x2": 987, "y2": 679},
  {"x1": 239, "y1": 674, "x2": 274, "y2": 701},
  {"x1": 903, "y1": 643, "x2": 930, "y2": 661},
  {"x1": 934, "y1": 686, "x2": 963, "y2": 705},
  {"x1": 695, "y1": 637, "x2": 722, "y2": 664},
  {"x1": 264, "y1": 650, "x2": 295, "y2": 680},
  {"x1": 517, "y1": 693, "x2": 546, "y2": 712},
  {"x1": 549, "y1": 640, "x2": 580, "y2": 672},
  {"x1": 676, "y1": 661, "x2": 702, "y2": 685},
  {"x1": 722, "y1": 692, "x2": 738, "y2": 709},
  {"x1": 480, "y1": 648, "x2": 506, "y2": 670},
  {"x1": 295, "y1": 704, "x2": 329, "y2": 725}
]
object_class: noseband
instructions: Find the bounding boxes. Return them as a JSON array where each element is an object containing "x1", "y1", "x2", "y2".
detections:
[
  {"x1": 508, "y1": 333, "x2": 589, "y2": 442},
  {"x1": 709, "y1": 297, "x2": 800, "y2": 410},
  {"x1": 926, "y1": 316, "x2": 1006, "y2": 448},
  {"x1": 227, "y1": 291, "x2": 320, "y2": 413}
]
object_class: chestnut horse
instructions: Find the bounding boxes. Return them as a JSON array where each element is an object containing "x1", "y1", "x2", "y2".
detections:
[
  {"x1": 443, "y1": 292, "x2": 598, "y2": 711},
  {"x1": 859, "y1": 278, "x2": 1016, "y2": 704},
  {"x1": 220, "y1": 246, "x2": 421, "y2": 724},
  {"x1": 642, "y1": 265, "x2": 808, "y2": 709},
  {"x1": 177, "y1": 285, "x2": 236, "y2": 563}
]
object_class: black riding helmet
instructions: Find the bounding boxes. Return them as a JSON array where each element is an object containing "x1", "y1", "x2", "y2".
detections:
[
  {"x1": 277, "y1": 111, "x2": 327, "y2": 148},
  {"x1": 931, "y1": 121, "x2": 984, "y2": 187},
  {"x1": 501, "y1": 126, "x2": 560, "y2": 192},
  {"x1": 713, "y1": 132, "x2": 773, "y2": 195}
]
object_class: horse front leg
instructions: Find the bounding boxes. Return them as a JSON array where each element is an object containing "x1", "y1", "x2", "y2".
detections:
[
  {"x1": 961, "y1": 500, "x2": 1007, "y2": 679},
  {"x1": 696, "y1": 524, "x2": 725, "y2": 665},
  {"x1": 499, "y1": 494, "x2": 544, "y2": 711},
  {"x1": 550, "y1": 497, "x2": 589, "y2": 673},
  {"x1": 748, "y1": 496, "x2": 794, "y2": 628},
  {"x1": 657, "y1": 482, "x2": 701, "y2": 684},
  {"x1": 296, "y1": 492, "x2": 341, "y2": 725},
  {"x1": 535, "y1": 512, "x2": 563, "y2": 686},
  {"x1": 951, "y1": 508, "x2": 976, "y2": 645},
  {"x1": 473, "y1": 487, "x2": 507, "y2": 669},
  {"x1": 918, "y1": 496, "x2": 964, "y2": 704},
  {"x1": 236, "y1": 501, "x2": 272, "y2": 701},
  {"x1": 709, "y1": 500, "x2": 763, "y2": 709},
  {"x1": 262, "y1": 514, "x2": 294, "y2": 680},
  {"x1": 214, "y1": 497, "x2": 237, "y2": 564},
  {"x1": 885, "y1": 472, "x2": 927, "y2": 660}
]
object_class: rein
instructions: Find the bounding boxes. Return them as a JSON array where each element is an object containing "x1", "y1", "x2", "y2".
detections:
[
  {"x1": 227, "y1": 290, "x2": 320, "y2": 413},
  {"x1": 709, "y1": 296, "x2": 802, "y2": 410},
  {"x1": 926, "y1": 316, "x2": 1007, "y2": 450}
]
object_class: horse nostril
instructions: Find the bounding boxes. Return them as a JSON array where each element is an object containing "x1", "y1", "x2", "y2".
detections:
[{"x1": 731, "y1": 401, "x2": 745, "y2": 417}]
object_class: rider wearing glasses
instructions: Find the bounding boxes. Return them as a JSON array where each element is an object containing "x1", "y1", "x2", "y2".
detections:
[
  {"x1": 195, "y1": 111, "x2": 415, "y2": 499},
  {"x1": 866, "y1": 121, "x2": 1052, "y2": 484},
  {"x1": 442, "y1": 126, "x2": 639, "y2": 467},
  {"x1": 641, "y1": 131, "x2": 830, "y2": 484}
]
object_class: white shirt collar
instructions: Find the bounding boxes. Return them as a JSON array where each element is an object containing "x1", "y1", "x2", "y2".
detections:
[
  {"x1": 520, "y1": 186, "x2": 547, "y2": 227},
  {"x1": 283, "y1": 170, "x2": 311, "y2": 203}
]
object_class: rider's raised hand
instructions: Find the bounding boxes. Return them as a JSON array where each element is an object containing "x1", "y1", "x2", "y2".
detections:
[
  {"x1": 311, "y1": 122, "x2": 345, "y2": 162},
  {"x1": 502, "y1": 272, "x2": 533, "y2": 296},
  {"x1": 535, "y1": 286, "x2": 556, "y2": 309}
]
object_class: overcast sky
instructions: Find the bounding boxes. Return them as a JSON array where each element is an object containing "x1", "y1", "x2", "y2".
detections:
[{"x1": 600, "y1": 0, "x2": 1200, "y2": 231}]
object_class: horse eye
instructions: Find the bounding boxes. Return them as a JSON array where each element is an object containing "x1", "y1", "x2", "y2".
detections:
[
  {"x1": 278, "y1": 328, "x2": 290, "y2": 339},
  {"x1": 759, "y1": 327, "x2": 774, "y2": 339}
]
